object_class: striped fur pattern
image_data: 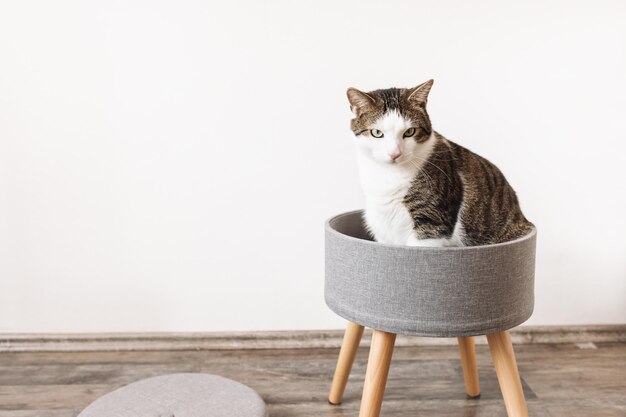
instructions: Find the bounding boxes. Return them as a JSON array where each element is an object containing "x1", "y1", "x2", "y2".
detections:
[{"x1": 347, "y1": 80, "x2": 533, "y2": 246}]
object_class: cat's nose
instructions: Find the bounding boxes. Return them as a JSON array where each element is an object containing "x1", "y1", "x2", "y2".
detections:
[{"x1": 390, "y1": 152, "x2": 402, "y2": 161}]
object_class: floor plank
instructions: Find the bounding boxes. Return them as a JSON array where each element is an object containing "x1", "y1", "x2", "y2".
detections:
[{"x1": 0, "y1": 342, "x2": 624, "y2": 416}]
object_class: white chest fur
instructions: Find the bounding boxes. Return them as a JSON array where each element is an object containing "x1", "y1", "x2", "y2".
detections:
[{"x1": 356, "y1": 151, "x2": 418, "y2": 245}]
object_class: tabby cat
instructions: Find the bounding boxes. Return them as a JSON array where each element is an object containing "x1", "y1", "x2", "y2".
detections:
[{"x1": 347, "y1": 79, "x2": 533, "y2": 246}]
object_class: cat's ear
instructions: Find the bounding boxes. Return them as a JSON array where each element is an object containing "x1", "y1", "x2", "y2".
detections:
[
  {"x1": 407, "y1": 79, "x2": 434, "y2": 106},
  {"x1": 347, "y1": 88, "x2": 375, "y2": 117}
]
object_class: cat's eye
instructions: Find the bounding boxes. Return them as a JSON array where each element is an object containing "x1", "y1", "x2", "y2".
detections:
[
  {"x1": 370, "y1": 129, "x2": 384, "y2": 138},
  {"x1": 403, "y1": 128, "x2": 417, "y2": 138}
]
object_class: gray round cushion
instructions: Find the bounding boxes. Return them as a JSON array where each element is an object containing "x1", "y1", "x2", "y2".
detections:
[
  {"x1": 77, "y1": 373, "x2": 268, "y2": 417},
  {"x1": 325, "y1": 210, "x2": 536, "y2": 337}
]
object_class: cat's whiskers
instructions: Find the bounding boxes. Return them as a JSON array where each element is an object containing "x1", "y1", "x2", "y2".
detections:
[
  {"x1": 424, "y1": 148, "x2": 458, "y2": 160},
  {"x1": 410, "y1": 154, "x2": 452, "y2": 182},
  {"x1": 407, "y1": 158, "x2": 435, "y2": 190}
]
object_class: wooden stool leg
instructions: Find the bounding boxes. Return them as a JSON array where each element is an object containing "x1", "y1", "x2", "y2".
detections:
[
  {"x1": 359, "y1": 330, "x2": 396, "y2": 417},
  {"x1": 487, "y1": 331, "x2": 528, "y2": 417},
  {"x1": 458, "y1": 336, "x2": 481, "y2": 398},
  {"x1": 328, "y1": 322, "x2": 365, "y2": 405}
]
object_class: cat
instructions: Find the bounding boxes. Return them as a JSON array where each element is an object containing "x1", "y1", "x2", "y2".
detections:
[{"x1": 347, "y1": 79, "x2": 533, "y2": 247}]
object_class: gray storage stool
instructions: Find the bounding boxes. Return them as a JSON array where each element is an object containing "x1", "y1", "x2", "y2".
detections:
[
  {"x1": 77, "y1": 373, "x2": 268, "y2": 417},
  {"x1": 325, "y1": 210, "x2": 536, "y2": 417}
]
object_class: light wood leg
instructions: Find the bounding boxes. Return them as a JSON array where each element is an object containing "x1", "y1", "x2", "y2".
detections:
[
  {"x1": 458, "y1": 336, "x2": 481, "y2": 398},
  {"x1": 358, "y1": 330, "x2": 396, "y2": 417},
  {"x1": 487, "y1": 331, "x2": 528, "y2": 417},
  {"x1": 328, "y1": 322, "x2": 365, "y2": 405}
]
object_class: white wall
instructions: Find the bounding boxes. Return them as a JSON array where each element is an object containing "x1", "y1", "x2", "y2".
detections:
[{"x1": 1, "y1": 1, "x2": 624, "y2": 333}]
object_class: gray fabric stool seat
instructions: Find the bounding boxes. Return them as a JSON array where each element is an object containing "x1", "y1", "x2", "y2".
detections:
[
  {"x1": 325, "y1": 210, "x2": 537, "y2": 417},
  {"x1": 325, "y1": 210, "x2": 536, "y2": 337},
  {"x1": 77, "y1": 373, "x2": 268, "y2": 417}
]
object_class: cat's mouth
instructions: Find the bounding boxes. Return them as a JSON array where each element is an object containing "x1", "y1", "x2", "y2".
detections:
[{"x1": 389, "y1": 153, "x2": 412, "y2": 165}]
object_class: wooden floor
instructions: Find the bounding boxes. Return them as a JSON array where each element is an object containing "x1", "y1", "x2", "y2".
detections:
[{"x1": 0, "y1": 341, "x2": 624, "y2": 416}]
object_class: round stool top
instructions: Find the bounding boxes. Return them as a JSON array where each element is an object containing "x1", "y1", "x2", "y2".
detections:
[
  {"x1": 77, "y1": 373, "x2": 268, "y2": 417},
  {"x1": 325, "y1": 210, "x2": 536, "y2": 337}
]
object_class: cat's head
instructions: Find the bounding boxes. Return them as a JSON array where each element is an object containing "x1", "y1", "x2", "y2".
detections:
[{"x1": 347, "y1": 80, "x2": 434, "y2": 165}]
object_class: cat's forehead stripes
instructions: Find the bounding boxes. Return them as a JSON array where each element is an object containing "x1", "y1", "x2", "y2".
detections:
[
  {"x1": 373, "y1": 88, "x2": 403, "y2": 114},
  {"x1": 349, "y1": 87, "x2": 432, "y2": 138}
]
